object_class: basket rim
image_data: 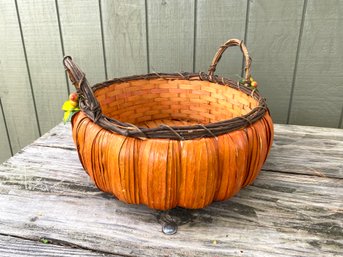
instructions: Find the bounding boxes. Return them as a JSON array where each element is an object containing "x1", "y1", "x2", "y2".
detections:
[
  {"x1": 64, "y1": 38, "x2": 270, "y2": 140},
  {"x1": 77, "y1": 72, "x2": 268, "y2": 140}
]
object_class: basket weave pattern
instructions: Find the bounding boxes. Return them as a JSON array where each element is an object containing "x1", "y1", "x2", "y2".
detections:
[{"x1": 95, "y1": 78, "x2": 259, "y2": 124}]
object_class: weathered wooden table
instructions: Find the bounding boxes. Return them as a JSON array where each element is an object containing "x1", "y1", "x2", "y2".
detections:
[{"x1": 0, "y1": 123, "x2": 342, "y2": 256}]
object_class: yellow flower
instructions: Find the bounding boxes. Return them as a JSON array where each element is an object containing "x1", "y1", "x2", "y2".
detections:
[{"x1": 62, "y1": 100, "x2": 80, "y2": 124}]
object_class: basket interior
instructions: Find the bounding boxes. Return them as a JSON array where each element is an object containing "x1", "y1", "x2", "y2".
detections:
[{"x1": 94, "y1": 78, "x2": 259, "y2": 127}]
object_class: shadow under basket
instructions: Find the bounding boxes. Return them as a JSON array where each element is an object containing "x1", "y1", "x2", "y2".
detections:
[{"x1": 63, "y1": 38, "x2": 274, "y2": 210}]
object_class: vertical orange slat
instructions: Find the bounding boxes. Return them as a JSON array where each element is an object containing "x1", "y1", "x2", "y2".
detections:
[
  {"x1": 203, "y1": 138, "x2": 219, "y2": 207},
  {"x1": 81, "y1": 121, "x2": 101, "y2": 184},
  {"x1": 119, "y1": 137, "x2": 139, "y2": 204},
  {"x1": 246, "y1": 120, "x2": 268, "y2": 185},
  {"x1": 178, "y1": 140, "x2": 196, "y2": 208},
  {"x1": 138, "y1": 139, "x2": 170, "y2": 209},
  {"x1": 99, "y1": 130, "x2": 111, "y2": 193},
  {"x1": 242, "y1": 125, "x2": 259, "y2": 188},
  {"x1": 231, "y1": 131, "x2": 248, "y2": 198},
  {"x1": 215, "y1": 134, "x2": 231, "y2": 201},
  {"x1": 179, "y1": 138, "x2": 218, "y2": 209},
  {"x1": 72, "y1": 112, "x2": 90, "y2": 173},
  {"x1": 166, "y1": 140, "x2": 180, "y2": 209},
  {"x1": 138, "y1": 140, "x2": 151, "y2": 206},
  {"x1": 215, "y1": 130, "x2": 249, "y2": 201},
  {"x1": 92, "y1": 129, "x2": 105, "y2": 191},
  {"x1": 106, "y1": 134, "x2": 127, "y2": 202}
]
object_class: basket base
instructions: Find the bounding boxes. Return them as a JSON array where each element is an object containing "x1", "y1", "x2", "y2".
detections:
[{"x1": 137, "y1": 119, "x2": 198, "y2": 128}]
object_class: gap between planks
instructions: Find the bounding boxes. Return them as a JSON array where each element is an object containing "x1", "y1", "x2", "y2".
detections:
[{"x1": 0, "y1": 233, "x2": 121, "y2": 257}]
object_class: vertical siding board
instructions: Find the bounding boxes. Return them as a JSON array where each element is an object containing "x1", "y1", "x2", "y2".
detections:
[
  {"x1": 241, "y1": 0, "x2": 250, "y2": 78},
  {"x1": 144, "y1": 0, "x2": 150, "y2": 73},
  {"x1": 195, "y1": 0, "x2": 247, "y2": 79},
  {"x1": 247, "y1": 0, "x2": 303, "y2": 123},
  {"x1": 289, "y1": 0, "x2": 343, "y2": 127},
  {"x1": 0, "y1": 99, "x2": 12, "y2": 163},
  {"x1": 58, "y1": 0, "x2": 106, "y2": 87},
  {"x1": 192, "y1": 0, "x2": 197, "y2": 72},
  {"x1": 148, "y1": 0, "x2": 194, "y2": 73},
  {"x1": 98, "y1": 0, "x2": 108, "y2": 80},
  {"x1": 54, "y1": 0, "x2": 70, "y2": 96},
  {"x1": 0, "y1": 1, "x2": 40, "y2": 154},
  {"x1": 102, "y1": 0, "x2": 147, "y2": 78},
  {"x1": 286, "y1": 0, "x2": 308, "y2": 124},
  {"x1": 17, "y1": 0, "x2": 69, "y2": 134}
]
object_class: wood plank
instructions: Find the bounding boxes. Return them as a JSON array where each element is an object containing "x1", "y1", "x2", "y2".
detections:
[
  {"x1": 101, "y1": 0, "x2": 148, "y2": 78},
  {"x1": 0, "y1": 1, "x2": 40, "y2": 154},
  {"x1": 0, "y1": 142, "x2": 341, "y2": 256},
  {"x1": 263, "y1": 124, "x2": 343, "y2": 179},
  {"x1": 33, "y1": 123, "x2": 76, "y2": 149},
  {"x1": 289, "y1": 0, "x2": 343, "y2": 127},
  {"x1": 148, "y1": 0, "x2": 194, "y2": 73},
  {"x1": 0, "y1": 235, "x2": 118, "y2": 257},
  {"x1": 0, "y1": 99, "x2": 11, "y2": 163},
  {"x1": 17, "y1": 0, "x2": 69, "y2": 134},
  {"x1": 247, "y1": 0, "x2": 304, "y2": 123},
  {"x1": 195, "y1": 0, "x2": 247, "y2": 78},
  {"x1": 58, "y1": 0, "x2": 106, "y2": 88}
]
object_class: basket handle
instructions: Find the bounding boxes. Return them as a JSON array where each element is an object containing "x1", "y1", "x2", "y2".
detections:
[
  {"x1": 63, "y1": 56, "x2": 102, "y2": 122},
  {"x1": 208, "y1": 39, "x2": 251, "y2": 82}
]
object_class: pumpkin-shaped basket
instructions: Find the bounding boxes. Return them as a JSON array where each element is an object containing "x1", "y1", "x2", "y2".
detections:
[{"x1": 63, "y1": 39, "x2": 273, "y2": 210}]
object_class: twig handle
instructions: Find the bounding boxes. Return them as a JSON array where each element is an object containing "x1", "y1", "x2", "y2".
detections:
[
  {"x1": 208, "y1": 39, "x2": 251, "y2": 81},
  {"x1": 63, "y1": 56, "x2": 102, "y2": 122}
]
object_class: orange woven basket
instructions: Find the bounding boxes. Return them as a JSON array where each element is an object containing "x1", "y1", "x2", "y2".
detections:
[{"x1": 63, "y1": 39, "x2": 273, "y2": 210}]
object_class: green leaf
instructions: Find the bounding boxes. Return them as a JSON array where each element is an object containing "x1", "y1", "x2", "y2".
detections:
[
  {"x1": 40, "y1": 238, "x2": 49, "y2": 244},
  {"x1": 63, "y1": 110, "x2": 80, "y2": 124},
  {"x1": 63, "y1": 111, "x2": 71, "y2": 124}
]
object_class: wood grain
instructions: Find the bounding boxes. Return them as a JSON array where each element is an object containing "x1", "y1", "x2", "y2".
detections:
[
  {"x1": 0, "y1": 1, "x2": 40, "y2": 154},
  {"x1": 58, "y1": 0, "x2": 106, "y2": 88},
  {"x1": 0, "y1": 123, "x2": 342, "y2": 256},
  {"x1": 101, "y1": 0, "x2": 148, "y2": 78},
  {"x1": 247, "y1": 0, "x2": 304, "y2": 123},
  {"x1": 148, "y1": 0, "x2": 194, "y2": 72},
  {"x1": 17, "y1": 0, "x2": 68, "y2": 133},
  {"x1": 264, "y1": 124, "x2": 343, "y2": 179},
  {"x1": 0, "y1": 235, "x2": 118, "y2": 257},
  {"x1": 195, "y1": 0, "x2": 247, "y2": 77},
  {"x1": 289, "y1": 0, "x2": 343, "y2": 127}
]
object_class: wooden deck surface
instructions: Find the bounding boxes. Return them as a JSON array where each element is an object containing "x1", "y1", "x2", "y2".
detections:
[{"x1": 0, "y1": 123, "x2": 342, "y2": 256}]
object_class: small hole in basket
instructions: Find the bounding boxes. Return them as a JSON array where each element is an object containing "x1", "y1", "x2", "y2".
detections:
[{"x1": 94, "y1": 78, "x2": 259, "y2": 128}]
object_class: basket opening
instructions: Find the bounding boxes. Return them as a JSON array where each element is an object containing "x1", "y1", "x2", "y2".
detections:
[{"x1": 94, "y1": 78, "x2": 259, "y2": 128}]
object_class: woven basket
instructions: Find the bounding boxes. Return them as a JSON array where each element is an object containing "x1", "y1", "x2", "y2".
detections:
[{"x1": 63, "y1": 39, "x2": 273, "y2": 210}]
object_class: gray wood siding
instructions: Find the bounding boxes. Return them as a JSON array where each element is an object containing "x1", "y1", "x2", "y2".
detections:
[
  {"x1": 0, "y1": 0, "x2": 40, "y2": 156},
  {"x1": 247, "y1": 0, "x2": 304, "y2": 123},
  {"x1": 195, "y1": 0, "x2": 247, "y2": 77},
  {"x1": 289, "y1": 0, "x2": 343, "y2": 127},
  {"x1": 102, "y1": 0, "x2": 148, "y2": 78},
  {"x1": 148, "y1": 0, "x2": 194, "y2": 72},
  {"x1": 58, "y1": 0, "x2": 106, "y2": 87},
  {"x1": 0, "y1": 0, "x2": 342, "y2": 162},
  {"x1": 17, "y1": 0, "x2": 68, "y2": 134}
]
